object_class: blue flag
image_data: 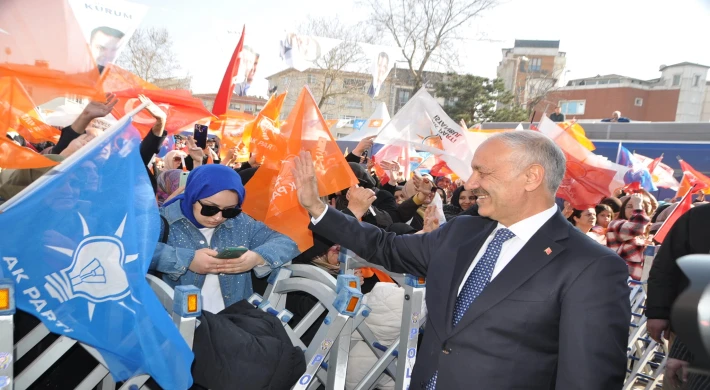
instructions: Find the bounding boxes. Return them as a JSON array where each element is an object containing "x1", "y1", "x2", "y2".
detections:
[
  {"x1": 158, "y1": 134, "x2": 176, "y2": 158},
  {"x1": 616, "y1": 144, "x2": 657, "y2": 192},
  {"x1": 0, "y1": 117, "x2": 194, "y2": 389}
]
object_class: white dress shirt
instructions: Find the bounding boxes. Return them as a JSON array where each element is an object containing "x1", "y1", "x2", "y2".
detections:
[
  {"x1": 457, "y1": 204, "x2": 558, "y2": 294},
  {"x1": 199, "y1": 228, "x2": 226, "y2": 314},
  {"x1": 311, "y1": 204, "x2": 559, "y2": 296}
]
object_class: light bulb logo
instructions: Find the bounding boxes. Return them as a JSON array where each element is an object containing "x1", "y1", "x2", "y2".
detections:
[{"x1": 44, "y1": 213, "x2": 140, "y2": 320}]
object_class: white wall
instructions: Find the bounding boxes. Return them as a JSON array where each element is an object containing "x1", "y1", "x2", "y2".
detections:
[
  {"x1": 496, "y1": 59, "x2": 517, "y2": 91},
  {"x1": 511, "y1": 47, "x2": 559, "y2": 57},
  {"x1": 702, "y1": 83, "x2": 710, "y2": 122},
  {"x1": 660, "y1": 64, "x2": 708, "y2": 122}
]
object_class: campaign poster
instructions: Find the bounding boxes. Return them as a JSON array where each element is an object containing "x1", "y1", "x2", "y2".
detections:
[{"x1": 68, "y1": 0, "x2": 148, "y2": 67}]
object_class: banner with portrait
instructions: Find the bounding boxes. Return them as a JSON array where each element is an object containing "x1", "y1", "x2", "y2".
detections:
[
  {"x1": 68, "y1": 0, "x2": 148, "y2": 68},
  {"x1": 279, "y1": 32, "x2": 399, "y2": 97}
]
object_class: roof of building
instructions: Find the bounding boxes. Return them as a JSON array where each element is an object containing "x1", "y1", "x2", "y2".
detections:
[
  {"x1": 193, "y1": 93, "x2": 267, "y2": 104},
  {"x1": 567, "y1": 73, "x2": 655, "y2": 85},
  {"x1": 513, "y1": 40, "x2": 560, "y2": 49},
  {"x1": 659, "y1": 62, "x2": 710, "y2": 71}
]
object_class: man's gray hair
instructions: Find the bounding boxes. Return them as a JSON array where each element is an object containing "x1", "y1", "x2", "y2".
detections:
[{"x1": 488, "y1": 131, "x2": 567, "y2": 193}]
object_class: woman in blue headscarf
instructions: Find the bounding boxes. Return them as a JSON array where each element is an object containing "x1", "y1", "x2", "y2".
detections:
[{"x1": 150, "y1": 164, "x2": 299, "y2": 313}]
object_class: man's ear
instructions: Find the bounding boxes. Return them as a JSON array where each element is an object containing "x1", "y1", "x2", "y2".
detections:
[{"x1": 523, "y1": 164, "x2": 545, "y2": 192}]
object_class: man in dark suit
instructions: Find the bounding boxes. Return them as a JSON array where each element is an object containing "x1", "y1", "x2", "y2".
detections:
[{"x1": 292, "y1": 131, "x2": 630, "y2": 389}]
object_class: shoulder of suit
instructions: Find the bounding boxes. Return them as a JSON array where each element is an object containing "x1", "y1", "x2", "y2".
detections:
[
  {"x1": 564, "y1": 224, "x2": 621, "y2": 261},
  {"x1": 446, "y1": 214, "x2": 494, "y2": 229}
]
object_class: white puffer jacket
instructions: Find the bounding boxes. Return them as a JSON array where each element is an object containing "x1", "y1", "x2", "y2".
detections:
[{"x1": 345, "y1": 283, "x2": 427, "y2": 390}]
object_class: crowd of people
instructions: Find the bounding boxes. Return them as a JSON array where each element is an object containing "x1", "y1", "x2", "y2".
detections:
[{"x1": 2, "y1": 88, "x2": 709, "y2": 389}]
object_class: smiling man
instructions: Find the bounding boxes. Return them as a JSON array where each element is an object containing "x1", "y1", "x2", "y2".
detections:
[
  {"x1": 89, "y1": 26, "x2": 125, "y2": 67},
  {"x1": 293, "y1": 130, "x2": 630, "y2": 390}
]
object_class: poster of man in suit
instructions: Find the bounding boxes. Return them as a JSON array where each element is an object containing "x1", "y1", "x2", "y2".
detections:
[{"x1": 68, "y1": 0, "x2": 148, "y2": 68}]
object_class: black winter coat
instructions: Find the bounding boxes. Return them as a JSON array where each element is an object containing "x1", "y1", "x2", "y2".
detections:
[{"x1": 192, "y1": 301, "x2": 306, "y2": 390}]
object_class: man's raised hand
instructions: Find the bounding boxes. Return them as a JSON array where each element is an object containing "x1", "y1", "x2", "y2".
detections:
[{"x1": 293, "y1": 151, "x2": 326, "y2": 217}]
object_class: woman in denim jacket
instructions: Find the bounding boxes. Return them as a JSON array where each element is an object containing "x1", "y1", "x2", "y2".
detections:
[{"x1": 150, "y1": 164, "x2": 299, "y2": 313}]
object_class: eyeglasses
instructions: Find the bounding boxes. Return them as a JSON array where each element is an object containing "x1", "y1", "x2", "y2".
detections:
[{"x1": 197, "y1": 200, "x2": 241, "y2": 218}]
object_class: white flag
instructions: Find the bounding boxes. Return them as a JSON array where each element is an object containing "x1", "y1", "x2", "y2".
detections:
[
  {"x1": 338, "y1": 103, "x2": 390, "y2": 141},
  {"x1": 374, "y1": 88, "x2": 474, "y2": 179}
]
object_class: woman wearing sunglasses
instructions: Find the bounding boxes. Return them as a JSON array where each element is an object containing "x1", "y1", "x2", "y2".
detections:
[{"x1": 150, "y1": 164, "x2": 299, "y2": 313}]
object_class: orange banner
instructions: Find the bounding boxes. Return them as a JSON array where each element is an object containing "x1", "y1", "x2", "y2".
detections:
[
  {"x1": 0, "y1": 136, "x2": 60, "y2": 169},
  {"x1": 0, "y1": 77, "x2": 60, "y2": 143},
  {"x1": 0, "y1": 0, "x2": 104, "y2": 105},
  {"x1": 242, "y1": 87, "x2": 357, "y2": 251}
]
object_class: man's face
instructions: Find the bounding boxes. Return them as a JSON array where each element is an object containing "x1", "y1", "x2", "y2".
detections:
[
  {"x1": 612, "y1": 112, "x2": 620, "y2": 120},
  {"x1": 90, "y1": 31, "x2": 121, "y2": 66},
  {"x1": 555, "y1": 107, "x2": 561, "y2": 114},
  {"x1": 464, "y1": 139, "x2": 527, "y2": 225},
  {"x1": 376, "y1": 56, "x2": 389, "y2": 84}
]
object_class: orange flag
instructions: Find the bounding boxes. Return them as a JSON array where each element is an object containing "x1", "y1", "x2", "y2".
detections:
[
  {"x1": 0, "y1": 136, "x2": 60, "y2": 169},
  {"x1": 259, "y1": 92, "x2": 287, "y2": 123},
  {"x1": 244, "y1": 92, "x2": 288, "y2": 162},
  {"x1": 101, "y1": 65, "x2": 213, "y2": 136},
  {"x1": 0, "y1": 77, "x2": 60, "y2": 143},
  {"x1": 242, "y1": 87, "x2": 357, "y2": 251},
  {"x1": 676, "y1": 160, "x2": 710, "y2": 197},
  {"x1": 210, "y1": 111, "x2": 254, "y2": 161},
  {"x1": 561, "y1": 121, "x2": 595, "y2": 151},
  {"x1": 0, "y1": 0, "x2": 103, "y2": 105}
]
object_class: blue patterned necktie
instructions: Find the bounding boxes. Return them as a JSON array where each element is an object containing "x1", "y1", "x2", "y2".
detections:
[{"x1": 425, "y1": 228, "x2": 516, "y2": 390}]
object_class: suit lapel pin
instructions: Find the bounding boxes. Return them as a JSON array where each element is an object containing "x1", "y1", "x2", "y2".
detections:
[{"x1": 544, "y1": 247, "x2": 552, "y2": 255}]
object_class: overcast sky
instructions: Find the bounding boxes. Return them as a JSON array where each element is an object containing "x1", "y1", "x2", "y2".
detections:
[{"x1": 130, "y1": 0, "x2": 710, "y2": 96}]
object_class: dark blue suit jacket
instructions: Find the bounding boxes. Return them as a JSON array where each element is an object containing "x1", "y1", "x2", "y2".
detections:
[{"x1": 310, "y1": 207, "x2": 630, "y2": 389}]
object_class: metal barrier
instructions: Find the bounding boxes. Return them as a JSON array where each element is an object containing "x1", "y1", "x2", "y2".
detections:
[
  {"x1": 250, "y1": 248, "x2": 426, "y2": 390},
  {"x1": 0, "y1": 275, "x2": 202, "y2": 390},
  {"x1": 623, "y1": 245, "x2": 666, "y2": 390}
]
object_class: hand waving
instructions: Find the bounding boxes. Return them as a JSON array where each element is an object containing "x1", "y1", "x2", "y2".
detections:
[
  {"x1": 293, "y1": 151, "x2": 326, "y2": 217},
  {"x1": 84, "y1": 92, "x2": 118, "y2": 119},
  {"x1": 346, "y1": 185, "x2": 377, "y2": 220},
  {"x1": 421, "y1": 205, "x2": 440, "y2": 233},
  {"x1": 138, "y1": 94, "x2": 167, "y2": 137},
  {"x1": 186, "y1": 136, "x2": 204, "y2": 167},
  {"x1": 71, "y1": 93, "x2": 119, "y2": 134}
]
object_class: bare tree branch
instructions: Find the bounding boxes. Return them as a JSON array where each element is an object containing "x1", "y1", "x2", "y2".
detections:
[
  {"x1": 117, "y1": 27, "x2": 184, "y2": 88},
  {"x1": 293, "y1": 16, "x2": 376, "y2": 110},
  {"x1": 362, "y1": 0, "x2": 498, "y2": 91}
]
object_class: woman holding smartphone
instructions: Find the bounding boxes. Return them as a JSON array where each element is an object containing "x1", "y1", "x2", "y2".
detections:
[{"x1": 150, "y1": 164, "x2": 299, "y2": 313}]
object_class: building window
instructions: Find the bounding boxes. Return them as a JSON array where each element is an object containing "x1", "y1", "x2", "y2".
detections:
[
  {"x1": 396, "y1": 89, "x2": 412, "y2": 111},
  {"x1": 345, "y1": 99, "x2": 363, "y2": 109},
  {"x1": 256, "y1": 105, "x2": 263, "y2": 111},
  {"x1": 307, "y1": 74, "x2": 317, "y2": 85},
  {"x1": 528, "y1": 58, "x2": 542, "y2": 72},
  {"x1": 693, "y1": 74, "x2": 701, "y2": 87},
  {"x1": 244, "y1": 104, "x2": 255, "y2": 113},
  {"x1": 559, "y1": 100, "x2": 585, "y2": 115},
  {"x1": 672, "y1": 74, "x2": 681, "y2": 86},
  {"x1": 343, "y1": 78, "x2": 367, "y2": 91},
  {"x1": 634, "y1": 98, "x2": 643, "y2": 107},
  {"x1": 229, "y1": 103, "x2": 240, "y2": 110}
]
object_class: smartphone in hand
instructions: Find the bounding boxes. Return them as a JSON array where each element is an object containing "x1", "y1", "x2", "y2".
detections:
[
  {"x1": 215, "y1": 246, "x2": 248, "y2": 259},
  {"x1": 179, "y1": 171, "x2": 189, "y2": 188},
  {"x1": 194, "y1": 124, "x2": 209, "y2": 149}
]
